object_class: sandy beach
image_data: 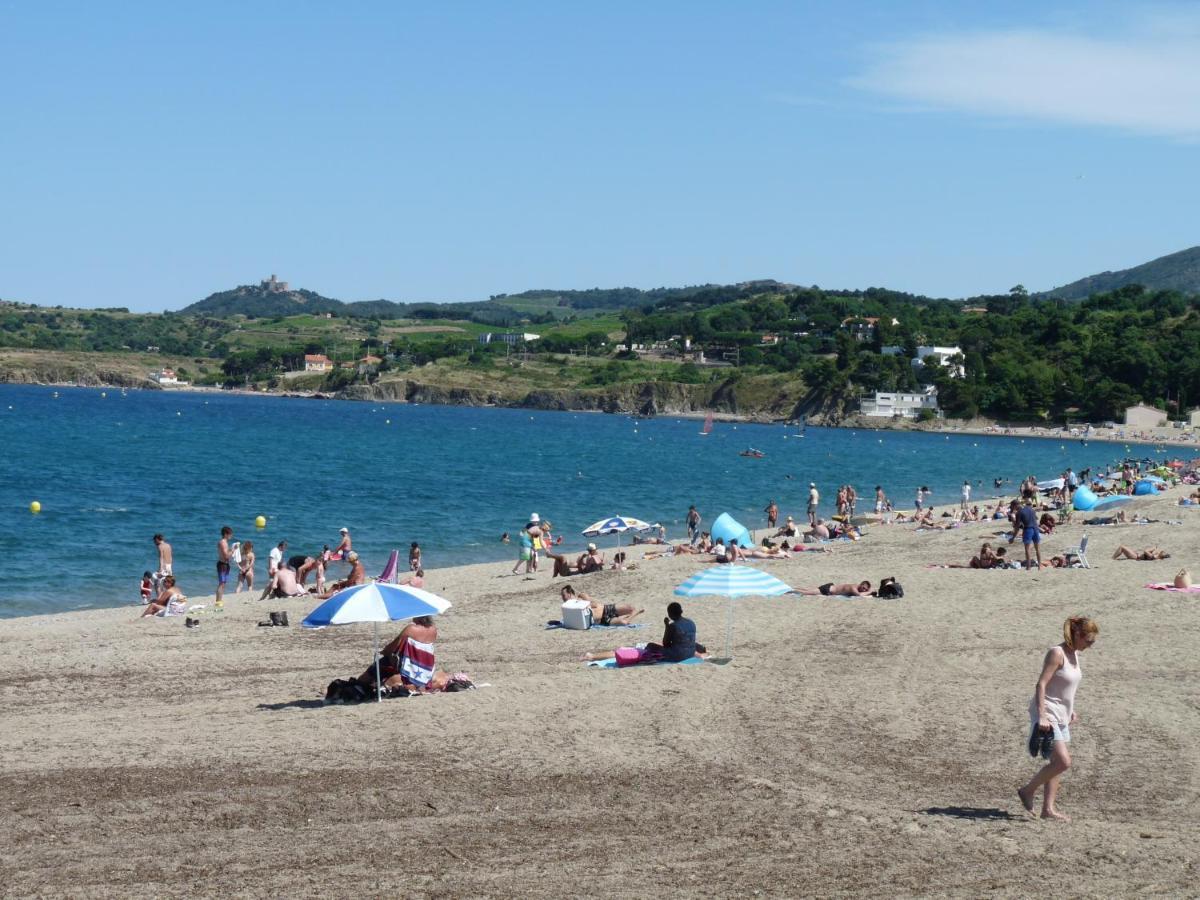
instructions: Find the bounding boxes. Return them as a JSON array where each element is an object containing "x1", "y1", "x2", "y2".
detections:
[{"x1": 2, "y1": 490, "x2": 1198, "y2": 897}]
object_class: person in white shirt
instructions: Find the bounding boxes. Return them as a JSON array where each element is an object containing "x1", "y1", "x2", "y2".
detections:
[
  {"x1": 269, "y1": 540, "x2": 287, "y2": 577},
  {"x1": 961, "y1": 481, "x2": 971, "y2": 511},
  {"x1": 807, "y1": 483, "x2": 820, "y2": 526}
]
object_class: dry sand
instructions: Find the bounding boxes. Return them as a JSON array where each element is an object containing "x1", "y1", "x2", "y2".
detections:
[{"x1": 2, "y1": 492, "x2": 1199, "y2": 897}]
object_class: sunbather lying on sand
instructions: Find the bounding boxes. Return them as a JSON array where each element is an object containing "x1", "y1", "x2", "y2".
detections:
[
  {"x1": 1112, "y1": 545, "x2": 1170, "y2": 561},
  {"x1": 561, "y1": 585, "x2": 643, "y2": 626},
  {"x1": 938, "y1": 543, "x2": 1008, "y2": 569},
  {"x1": 1083, "y1": 510, "x2": 1128, "y2": 526},
  {"x1": 793, "y1": 580, "x2": 872, "y2": 597}
]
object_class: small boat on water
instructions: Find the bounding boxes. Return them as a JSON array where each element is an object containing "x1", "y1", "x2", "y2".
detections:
[
  {"x1": 700, "y1": 411, "x2": 713, "y2": 436},
  {"x1": 739, "y1": 448, "x2": 765, "y2": 458}
]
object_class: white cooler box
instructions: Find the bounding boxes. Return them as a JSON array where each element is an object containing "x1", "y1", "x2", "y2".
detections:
[{"x1": 561, "y1": 599, "x2": 593, "y2": 630}]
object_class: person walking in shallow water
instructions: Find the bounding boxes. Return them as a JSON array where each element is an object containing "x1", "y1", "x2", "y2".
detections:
[{"x1": 1018, "y1": 616, "x2": 1099, "y2": 822}]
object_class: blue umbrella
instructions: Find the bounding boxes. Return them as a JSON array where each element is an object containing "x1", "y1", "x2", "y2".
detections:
[
  {"x1": 303, "y1": 583, "x2": 452, "y2": 702},
  {"x1": 674, "y1": 565, "x2": 792, "y2": 661},
  {"x1": 582, "y1": 514, "x2": 654, "y2": 548}
]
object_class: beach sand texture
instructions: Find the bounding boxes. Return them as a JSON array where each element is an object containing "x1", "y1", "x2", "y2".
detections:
[{"x1": 2, "y1": 493, "x2": 1198, "y2": 897}]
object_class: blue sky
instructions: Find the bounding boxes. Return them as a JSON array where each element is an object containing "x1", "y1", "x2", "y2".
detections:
[{"x1": 2, "y1": 1, "x2": 1198, "y2": 311}]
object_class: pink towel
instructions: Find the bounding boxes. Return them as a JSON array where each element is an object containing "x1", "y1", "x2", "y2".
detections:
[{"x1": 1145, "y1": 583, "x2": 1200, "y2": 593}]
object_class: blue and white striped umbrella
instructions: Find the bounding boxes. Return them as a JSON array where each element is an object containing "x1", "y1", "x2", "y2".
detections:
[
  {"x1": 302, "y1": 582, "x2": 451, "y2": 627},
  {"x1": 303, "y1": 582, "x2": 452, "y2": 702},
  {"x1": 674, "y1": 565, "x2": 792, "y2": 661},
  {"x1": 674, "y1": 565, "x2": 792, "y2": 598}
]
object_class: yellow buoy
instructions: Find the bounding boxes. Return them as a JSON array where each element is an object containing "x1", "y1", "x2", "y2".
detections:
[
  {"x1": 255, "y1": 515, "x2": 266, "y2": 528},
  {"x1": 30, "y1": 500, "x2": 41, "y2": 513}
]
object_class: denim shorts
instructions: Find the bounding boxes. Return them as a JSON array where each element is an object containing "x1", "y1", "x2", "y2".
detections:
[{"x1": 1030, "y1": 721, "x2": 1070, "y2": 759}]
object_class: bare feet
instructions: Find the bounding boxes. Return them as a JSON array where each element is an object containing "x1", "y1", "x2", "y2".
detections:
[
  {"x1": 1041, "y1": 809, "x2": 1070, "y2": 822},
  {"x1": 1017, "y1": 786, "x2": 1035, "y2": 815}
]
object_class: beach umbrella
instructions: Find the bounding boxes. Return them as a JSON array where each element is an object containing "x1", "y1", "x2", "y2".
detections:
[
  {"x1": 582, "y1": 514, "x2": 654, "y2": 548},
  {"x1": 303, "y1": 582, "x2": 452, "y2": 702},
  {"x1": 674, "y1": 565, "x2": 792, "y2": 662}
]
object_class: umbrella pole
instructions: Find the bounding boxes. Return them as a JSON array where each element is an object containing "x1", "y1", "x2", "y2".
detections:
[
  {"x1": 374, "y1": 621, "x2": 382, "y2": 703},
  {"x1": 725, "y1": 597, "x2": 734, "y2": 659}
]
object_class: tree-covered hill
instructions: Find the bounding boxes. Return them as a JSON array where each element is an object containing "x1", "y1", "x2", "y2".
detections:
[{"x1": 1040, "y1": 245, "x2": 1200, "y2": 301}]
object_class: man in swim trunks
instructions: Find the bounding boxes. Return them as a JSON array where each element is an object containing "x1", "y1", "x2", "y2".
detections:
[
  {"x1": 807, "y1": 483, "x2": 820, "y2": 526},
  {"x1": 1015, "y1": 499, "x2": 1042, "y2": 570},
  {"x1": 794, "y1": 580, "x2": 873, "y2": 597},
  {"x1": 259, "y1": 563, "x2": 309, "y2": 600},
  {"x1": 561, "y1": 585, "x2": 642, "y2": 626},
  {"x1": 216, "y1": 526, "x2": 233, "y2": 606},
  {"x1": 328, "y1": 528, "x2": 352, "y2": 562}
]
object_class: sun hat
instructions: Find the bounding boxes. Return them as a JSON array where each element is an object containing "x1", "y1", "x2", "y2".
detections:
[
  {"x1": 809, "y1": 482, "x2": 816, "y2": 487},
  {"x1": 339, "y1": 527, "x2": 349, "y2": 533},
  {"x1": 347, "y1": 551, "x2": 358, "y2": 561},
  {"x1": 587, "y1": 542, "x2": 597, "y2": 551},
  {"x1": 530, "y1": 513, "x2": 540, "y2": 523}
]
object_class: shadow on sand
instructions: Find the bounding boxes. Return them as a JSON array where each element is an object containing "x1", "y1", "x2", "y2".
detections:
[
  {"x1": 920, "y1": 806, "x2": 1021, "y2": 821},
  {"x1": 256, "y1": 699, "x2": 329, "y2": 711}
]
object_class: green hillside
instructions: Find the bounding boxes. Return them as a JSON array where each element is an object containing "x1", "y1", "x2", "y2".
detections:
[{"x1": 1040, "y1": 245, "x2": 1200, "y2": 301}]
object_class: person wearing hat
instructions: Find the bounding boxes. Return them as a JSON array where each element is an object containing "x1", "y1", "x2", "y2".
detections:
[
  {"x1": 1015, "y1": 498, "x2": 1042, "y2": 570},
  {"x1": 807, "y1": 483, "x2": 820, "y2": 527},
  {"x1": 577, "y1": 542, "x2": 605, "y2": 574},
  {"x1": 773, "y1": 515, "x2": 798, "y2": 538},
  {"x1": 318, "y1": 550, "x2": 365, "y2": 598},
  {"x1": 328, "y1": 527, "x2": 352, "y2": 563}
]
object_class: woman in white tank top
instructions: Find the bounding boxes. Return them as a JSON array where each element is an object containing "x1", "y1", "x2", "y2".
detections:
[{"x1": 1017, "y1": 616, "x2": 1099, "y2": 822}]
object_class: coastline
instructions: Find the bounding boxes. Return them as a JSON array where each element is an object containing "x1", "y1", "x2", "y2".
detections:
[
  {"x1": 2, "y1": 488, "x2": 1197, "y2": 895},
  {"x1": 8, "y1": 374, "x2": 1200, "y2": 449}
]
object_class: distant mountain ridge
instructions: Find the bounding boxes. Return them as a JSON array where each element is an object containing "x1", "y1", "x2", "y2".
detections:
[
  {"x1": 1041, "y1": 245, "x2": 1200, "y2": 301},
  {"x1": 177, "y1": 279, "x2": 799, "y2": 319}
]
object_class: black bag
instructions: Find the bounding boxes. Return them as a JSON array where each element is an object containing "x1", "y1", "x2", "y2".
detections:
[{"x1": 877, "y1": 580, "x2": 904, "y2": 599}]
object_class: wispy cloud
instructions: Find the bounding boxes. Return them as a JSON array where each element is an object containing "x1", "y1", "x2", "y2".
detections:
[{"x1": 849, "y1": 12, "x2": 1200, "y2": 139}]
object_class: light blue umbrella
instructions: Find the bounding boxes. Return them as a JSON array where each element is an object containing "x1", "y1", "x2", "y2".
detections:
[
  {"x1": 674, "y1": 565, "x2": 792, "y2": 661},
  {"x1": 303, "y1": 583, "x2": 452, "y2": 702}
]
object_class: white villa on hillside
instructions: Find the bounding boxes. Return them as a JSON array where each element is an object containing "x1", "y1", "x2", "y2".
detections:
[
  {"x1": 859, "y1": 386, "x2": 940, "y2": 418},
  {"x1": 880, "y1": 345, "x2": 965, "y2": 378},
  {"x1": 152, "y1": 368, "x2": 188, "y2": 386},
  {"x1": 477, "y1": 332, "x2": 541, "y2": 346}
]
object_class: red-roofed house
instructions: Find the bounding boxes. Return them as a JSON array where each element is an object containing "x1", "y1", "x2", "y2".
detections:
[{"x1": 304, "y1": 354, "x2": 332, "y2": 372}]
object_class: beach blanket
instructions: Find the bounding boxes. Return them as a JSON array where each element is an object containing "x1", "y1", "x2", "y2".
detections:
[
  {"x1": 586, "y1": 656, "x2": 705, "y2": 668},
  {"x1": 1145, "y1": 583, "x2": 1200, "y2": 593},
  {"x1": 545, "y1": 620, "x2": 643, "y2": 630}
]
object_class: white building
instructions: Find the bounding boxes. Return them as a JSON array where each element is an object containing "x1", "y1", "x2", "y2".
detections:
[
  {"x1": 913, "y1": 346, "x2": 965, "y2": 378},
  {"x1": 153, "y1": 368, "x2": 188, "y2": 386},
  {"x1": 304, "y1": 354, "x2": 332, "y2": 372},
  {"x1": 477, "y1": 332, "x2": 541, "y2": 346},
  {"x1": 1124, "y1": 403, "x2": 1167, "y2": 428},
  {"x1": 859, "y1": 387, "x2": 940, "y2": 418}
]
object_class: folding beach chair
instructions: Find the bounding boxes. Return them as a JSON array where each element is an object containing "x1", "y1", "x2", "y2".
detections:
[
  {"x1": 374, "y1": 549, "x2": 400, "y2": 583},
  {"x1": 1063, "y1": 534, "x2": 1090, "y2": 568}
]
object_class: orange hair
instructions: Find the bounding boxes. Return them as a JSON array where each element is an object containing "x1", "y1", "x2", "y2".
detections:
[{"x1": 1063, "y1": 616, "x2": 1099, "y2": 649}]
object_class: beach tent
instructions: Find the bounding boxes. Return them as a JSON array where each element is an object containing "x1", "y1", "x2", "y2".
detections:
[
  {"x1": 674, "y1": 565, "x2": 792, "y2": 662},
  {"x1": 1071, "y1": 486, "x2": 1101, "y2": 511},
  {"x1": 302, "y1": 583, "x2": 452, "y2": 702},
  {"x1": 709, "y1": 512, "x2": 752, "y2": 549},
  {"x1": 1133, "y1": 480, "x2": 1157, "y2": 496}
]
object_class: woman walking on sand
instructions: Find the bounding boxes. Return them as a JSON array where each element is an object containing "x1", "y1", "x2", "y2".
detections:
[{"x1": 1018, "y1": 616, "x2": 1099, "y2": 821}]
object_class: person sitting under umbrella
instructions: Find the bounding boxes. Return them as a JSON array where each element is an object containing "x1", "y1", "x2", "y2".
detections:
[
  {"x1": 358, "y1": 615, "x2": 448, "y2": 694},
  {"x1": 317, "y1": 552, "x2": 366, "y2": 598},
  {"x1": 583, "y1": 602, "x2": 706, "y2": 663},
  {"x1": 577, "y1": 543, "x2": 605, "y2": 573}
]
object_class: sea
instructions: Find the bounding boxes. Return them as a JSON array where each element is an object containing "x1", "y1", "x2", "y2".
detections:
[{"x1": 0, "y1": 384, "x2": 1176, "y2": 618}]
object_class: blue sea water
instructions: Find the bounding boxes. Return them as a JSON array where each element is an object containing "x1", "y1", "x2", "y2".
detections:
[{"x1": 0, "y1": 384, "x2": 1173, "y2": 618}]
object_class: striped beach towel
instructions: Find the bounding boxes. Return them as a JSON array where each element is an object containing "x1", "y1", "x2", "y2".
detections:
[{"x1": 399, "y1": 637, "x2": 436, "y2": 686}]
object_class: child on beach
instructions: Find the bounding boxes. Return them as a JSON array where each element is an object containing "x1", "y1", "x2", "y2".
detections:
[{"x1": 139, "y1": 572, "x2": 153, "y2": 604}]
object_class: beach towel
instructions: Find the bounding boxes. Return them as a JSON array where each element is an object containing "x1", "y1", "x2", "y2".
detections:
[
  {"x1": 586, "y1": 656, "x2": 705, "y2": 669},
  {"x1": 398, "y1": 636, "x2": 436, "y2": 687},
  {"x1": 1144, "y1": 583, "x2": 1200, "y2": 593},
  {"x1": 545, "y1": 620, "x2": 643, "y2": 630}
]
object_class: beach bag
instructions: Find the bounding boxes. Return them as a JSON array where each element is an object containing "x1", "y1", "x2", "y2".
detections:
[
  {"x1": 878, "y1": 581, "x2": 904, "y2": 599},
  {"x1": 614, "y1": 647, "x2": 643, "y2": 668}
]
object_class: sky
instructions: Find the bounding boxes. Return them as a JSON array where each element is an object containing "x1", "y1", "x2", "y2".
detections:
[{"x1": 2, "y1": 0, "x2": 1198, "y2": 312}]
